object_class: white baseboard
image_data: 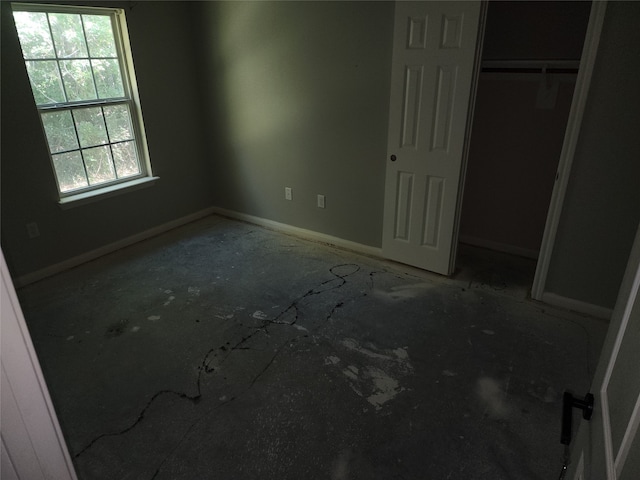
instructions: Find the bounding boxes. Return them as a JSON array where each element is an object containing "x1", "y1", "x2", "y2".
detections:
[
  {"x1": 541, "y1": 292, "x2": 613, "y2": 320},
  {"x1": 14, "y1": 204, "x2": 611, "y2": 324},
  {"x1": 459, "y1": 235, "x2": 539, "y2": 259},
  {"x1": 14, "y1": 207, "x2": 217, "y2": 288},
  {"x1": 211, "y1": 206, "x2": 383, "y2": 259}
]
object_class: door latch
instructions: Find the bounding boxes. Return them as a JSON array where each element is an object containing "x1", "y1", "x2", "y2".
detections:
[{"x1": 561, "y1": 391, "x2": 594, "y2": 445}]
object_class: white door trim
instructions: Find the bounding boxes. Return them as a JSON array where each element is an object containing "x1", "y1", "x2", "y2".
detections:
[
  {"x1": 601, "y1": 256, "x2": 640, "y2": 477},
  {"x1": 531, "y1": 1, "x2": 608, "y2": 300},
  {"x1": 616, "y1": 393, "x2": 640, "y2": 475},
  {"x1": 0, "y1": 251, "x2": 78, "y2": 480},
  {"x1": 451, "y1": 0, "x2": 488, "y2": 274},
  {"x1": 564, "y1": 221, "x2": 640, "y2": 480},
  {"x1": 573, "y1": 452, "x2": 585, "y2": 480}
]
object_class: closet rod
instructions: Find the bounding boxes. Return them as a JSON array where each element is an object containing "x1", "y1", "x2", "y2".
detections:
[
  {"x1": 482, "y1": 67, "x2": 579, "y2": 73},
  {"x1": 481, "y1": 60, "x2": 580, "y2": 74}
]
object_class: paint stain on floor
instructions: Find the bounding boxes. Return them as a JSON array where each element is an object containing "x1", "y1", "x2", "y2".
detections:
[{"x1": 105, "y1": 319, "x2": 129, "y2": 338}]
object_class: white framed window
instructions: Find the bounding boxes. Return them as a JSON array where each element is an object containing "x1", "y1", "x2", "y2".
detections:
[{"x1": 11, "y1": 3, "x2": 152, "y2": 200}]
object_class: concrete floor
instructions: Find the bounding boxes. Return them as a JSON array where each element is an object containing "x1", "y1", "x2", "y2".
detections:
[{"x1": 17, "y1": 215, "x2": 608, "y2": 480}]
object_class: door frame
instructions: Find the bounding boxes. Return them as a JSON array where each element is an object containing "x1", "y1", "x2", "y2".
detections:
[
  {"x1": 450, "y1": 0, "x2": 489, "y2": 274},
  {"x1": 601, "y1": 238, "x2": 640, "y2": 478},
  {"x1": 566, "y1": 220, "x2": 640, "y2": 479},
  {"x1": 1, "y1": 250, "x2": 78, "y2": 480},
  {"x1": 453, "y1": 1, "x2": 608, "y2": 304},
  {"x1": 529, "y1": 0, "x2": 608, "y2": 301}
]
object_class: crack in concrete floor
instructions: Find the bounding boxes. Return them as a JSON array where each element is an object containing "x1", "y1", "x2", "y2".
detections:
[
  {"x1": 16, "y1": 216, "x2": 608, "y2": 480},
  {"x1": 76, "y1": 262, "x2": 365, "y2": 464}
]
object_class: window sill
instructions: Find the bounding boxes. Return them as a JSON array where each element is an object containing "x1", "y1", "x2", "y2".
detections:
[{"x1": 58, "y1": 176, "x2": 159, "y2": 210}]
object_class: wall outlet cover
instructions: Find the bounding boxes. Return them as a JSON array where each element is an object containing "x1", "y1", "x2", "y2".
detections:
[{"x1": 26, "y1": 222, "x2": 40, "y2": 239}]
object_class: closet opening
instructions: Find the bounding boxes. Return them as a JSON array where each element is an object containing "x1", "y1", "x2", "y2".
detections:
[{"x1": 456, "y1": 1, "x2": 592, "y2": 296}]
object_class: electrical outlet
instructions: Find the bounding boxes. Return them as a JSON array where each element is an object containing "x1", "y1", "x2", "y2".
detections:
[
  {"x1": 317, "y1": 194, "x2": 326, "y2": 208},
  {"x1": 26, "y1": 222, "x2": 40, "y2": 239},
  {"x1": 285, "y1": 187, "x2": 292, "y2": 201}
]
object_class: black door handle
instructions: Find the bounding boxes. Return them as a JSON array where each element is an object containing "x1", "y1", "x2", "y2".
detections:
[{"x1": 561, "y1": 391, "x2": 594, "y2": 445}]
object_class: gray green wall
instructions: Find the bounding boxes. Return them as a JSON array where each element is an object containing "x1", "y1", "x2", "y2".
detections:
[
  {"x1": 2, "y1": 1, "x2": 639, "y2": 313},
  {"x1": 545, "y1": 1, "x2": 640, "y2": 308},
  {"x1": 196, "y1": 1, "x2": 393, "y2": 247},
  {"x1": 1, "y1": 1, "x2": 213, "y2": 277}
]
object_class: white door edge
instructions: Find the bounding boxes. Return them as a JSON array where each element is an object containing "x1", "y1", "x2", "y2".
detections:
[
  {"x1": 601, "y1": 255, "x2": 640, "y2": 478},
  {"x1": 566, "y1": 221, "x2": 640, "y2": 480},
  {"x1": 1, "y1": 251, "x2": 78, "y2": 480},
  {"x1": 573, "y1": 451, "x2": 585, "y2": 480},
  {"x1": 531, "y1": 1, "x2": 608, "y2": 300},
  {"x1": 615, "y1": 394, "x2": 640, "y2": 475},
  {"x1": 450, "y1": 0, "x2": 489, "y2": 274}
]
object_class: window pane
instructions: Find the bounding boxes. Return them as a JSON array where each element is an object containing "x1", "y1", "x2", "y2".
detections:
[
  {"x1": 60, "y1": 60, "x2": 97, "y2": 102},
  {"x1": 83, "y1": 15, "x2": 116, "y2": 57},
  {"x1": 25, "y1": 60, "x2": 66, "y2": 105},
  {"x1": 112, "y1": 141, "x2": 140, "y2": 178},
  {"x1": 84, "y1": 145, "x2": 116, "y2": 185},
  {"x1": 104, "y1": 105, "x2": 133, "y2": 142},
  {"x1": 92, "y1": 59, "x2": 124, "y2": 99},
  {"x1": 52, "y1": 151, "x2": 88, "y2": 192},
  {"x1": 13, "y1": 12, "x2": 55, "y2": 59},
  {"x1": 73, "y1": 107, "x2": 108, "y2": 148},
  {"x1": 49, "y1": 13, "x2": 88, "y2": 59},
  {"x1": 15, "y1": 6, "x2": 150, "y2": 197},
  {"x1": 41, "y1": 111, "x2": 79, "y2": 153}
]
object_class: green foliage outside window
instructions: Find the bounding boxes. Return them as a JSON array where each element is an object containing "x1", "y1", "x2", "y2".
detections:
[{"x1": 13, "y1": 7, "x2": 143, "y2": 194}]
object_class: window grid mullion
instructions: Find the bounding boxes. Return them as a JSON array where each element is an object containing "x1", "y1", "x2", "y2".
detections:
[
  {"x1": 99, "y1": 106, "x2": 120, "y2": 179},
  {"x1": 14, "y1": 4, "x2": 150, "y2": 197},
  {"x1": 45, "y1": 13, "x2": 69, "y2": 103},
  {"x1": 79, "y1": 149, "x2": 92, "y2": 186},
  {"x1": 69, "y1": 109, "x2": 91, "y2": 186},
  {"x1": 38, "y1": 98, "x2": 130, "y2": 111},
  {"x1": 79, "y1": 14, "x2": 101, "y2": 101},
  {"x1": 80, "y1": 14, "x2": 94, "y2": 58},
  {"x1": 46, "y1": 138, "x2": 133, "y2": 157},
  {"x1": 101, "y1": 107, "x2": 112, "y2": 144},
  {"x1": 24, "y1": 56, "x2": 119, "y2": 62},
  {"x1": 109, "y1": 143, "x2": 120, "y2": 179}
]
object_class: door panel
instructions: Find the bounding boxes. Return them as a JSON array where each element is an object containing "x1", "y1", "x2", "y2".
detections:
[
  {"x1": 618, "y1": 432, "x2": 639, "y2": 480},
  {"x1": 607, "y1": 296, "x2": 640, "y2": 456},
  {"x1": 602, "y1": 265, "x2": 640, "y2": 478},
  {"x1": 598, "y1": 230, "x2": 640, "y2": 479},
  {"x1": 567, "y1": 222, "x2": 640, "y2": 479},
  {"x1": 401, "y1": 66, "x2": 423, "y2": 148},
  {"x1": 382, "y1": 1, "x2": 481, "y2": 275},
  {"x1": 422, "y1": 175, "x2": 445, "y2": 247},
  {"x1": 1, "y1": 251, "x2": 78, "y2": 479},
  {"x1": 430, "y1": 65, "x2": 457, "y2": 152},
  {"x1": 394, "y1": 171, "x2": 414, "y2": 241}
]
